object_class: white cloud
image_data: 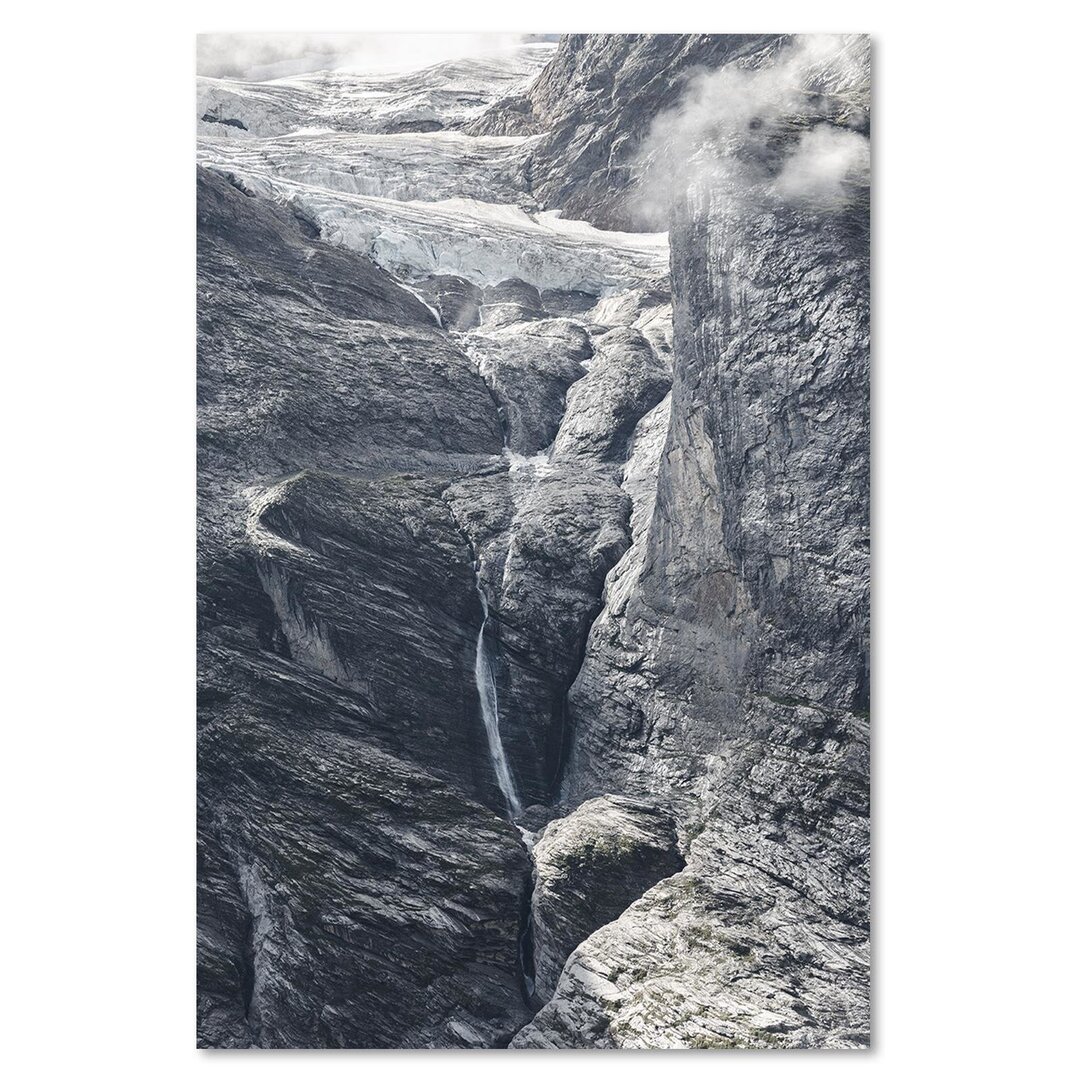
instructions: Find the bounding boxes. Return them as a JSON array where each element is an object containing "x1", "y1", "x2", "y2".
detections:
[
  {"x1": 773, "y1": 124, "x2": 870, "y2": 202},
  {"x1": 633, "y1": 34, "x2": 870, "y2": 222}
]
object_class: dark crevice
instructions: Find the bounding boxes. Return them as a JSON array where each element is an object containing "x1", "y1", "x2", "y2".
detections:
[
  {"x1": 386, "y1": 119, "x2": 445, "y2": 133},
  {"x1": 290, "y1": 203, "x2": 322, "y2": 239},
  {"x1": 236, "y1": 867, "x2": 258, "y2": 1042},
  {"x1": 202, "y1": 113, "x2": 248, "y2": 130},
  {"x1": 516, "y1": 866, "x2": 540, "y2": 1009}
]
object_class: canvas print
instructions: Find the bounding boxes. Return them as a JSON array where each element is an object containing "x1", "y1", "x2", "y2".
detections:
[{"x1": 196, "y1": 32, "x2": 870, "y2": 1049}]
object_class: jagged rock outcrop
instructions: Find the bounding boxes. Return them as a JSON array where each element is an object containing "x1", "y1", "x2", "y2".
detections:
[
  {"x1": 196, "y1": 46, "x2": 680, "y2": 1042},
  {"x1": 517, "y1": 37, "x2": 871, "y2": 1050},
  {"x1": 463, "y1": 318, "x2": 592, "y2": 453},
  {"x1": 529, "y1": 796, "x2": 683, "y2": 1002},
  {"x1": 469, "y1": 34, "x2": 782, "y2": 229},
  {"x1": 440, "y1": 293, "x2": 672, "y2": 807},
  {"x1": 553, "y1": 327, "x2": 670, "y2": 462}
]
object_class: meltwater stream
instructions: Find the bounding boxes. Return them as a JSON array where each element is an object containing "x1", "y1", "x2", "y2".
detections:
[{"x1": 474, "y1": 581, "x2": 523, "y2": 819}]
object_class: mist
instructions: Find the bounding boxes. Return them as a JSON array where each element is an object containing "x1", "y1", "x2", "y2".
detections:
[
  {"x1": 635, "y1": 34, "x2": 870, "y2": 223},
  {"x1": 197, "y1": 33, "x2": 534, "y2": 82}
]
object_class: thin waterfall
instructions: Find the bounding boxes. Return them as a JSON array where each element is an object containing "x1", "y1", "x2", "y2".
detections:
[{"x1": 474, "y1": 580, "x2": 523, "y2": 819}]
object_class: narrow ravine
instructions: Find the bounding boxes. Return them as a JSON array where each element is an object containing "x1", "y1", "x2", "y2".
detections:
[
  {"x1": 450, "y1": 286, "x2": 673, "y2": 1025},
  {"x1": 200, "y1": 39, "x2": 677, "y2": 1046},
  {"x1": 474, "y1": 559, "x2": 541, "y2": 1011},
  {"x1": 473, "y1": 574, "x2": 523, "y2": 819}
]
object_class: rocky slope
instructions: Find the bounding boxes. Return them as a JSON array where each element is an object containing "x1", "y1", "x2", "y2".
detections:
[
  {"x1": 197, "y1": 33, "x2": 869, "y2": 1049},
  {"x1": 516, "y1": 34, "x2": 871, "y2": 1050},
  {"x1": 469, "y1": 35, "x2": 780, "y2": 228},
  {"x1": 197, "y1": 168, "x2": 534, "y2": 1047}
]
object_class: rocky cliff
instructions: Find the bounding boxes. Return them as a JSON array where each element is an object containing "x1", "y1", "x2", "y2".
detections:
[
  {"x1": 469, "y1": 34, "x2": 781, "y2": 229},
  {"x1": 197, "y1": 33, "x2": 869, "y2": 1049}
]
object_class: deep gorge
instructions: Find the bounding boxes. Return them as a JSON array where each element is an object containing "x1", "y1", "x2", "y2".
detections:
[{"x1": 196, "y1": 32, "x2": 870, "y2": 1049}]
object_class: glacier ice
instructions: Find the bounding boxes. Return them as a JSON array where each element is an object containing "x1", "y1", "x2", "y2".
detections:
[{"x1": 197, "y1": 43, "x2": 669, "y2": 297}]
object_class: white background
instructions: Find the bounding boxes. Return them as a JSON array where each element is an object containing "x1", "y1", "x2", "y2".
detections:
[{"x1": 4, "y1": 1, "x2": 1076, "y2": 1075}]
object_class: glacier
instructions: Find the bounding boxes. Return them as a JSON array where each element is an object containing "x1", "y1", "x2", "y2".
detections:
[{"x1": 197, "y1": 44, "x2": 668, "y2": 295}]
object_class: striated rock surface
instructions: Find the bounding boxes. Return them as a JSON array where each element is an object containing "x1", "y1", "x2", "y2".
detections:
[
  {"x1": 198, "y1": 166, "x2": 533, "y2": 1047},
  {"x1": 553, "y1": 326, "x2": 670, "y2": 463},
  {"x1": 439, "y1": 291, "x2": 672, "y2": 807},
  {"x1": 518, "y1": 35, "x2": 871, "y2": 1050},
  {"x1": 197, "y1": 40, "x2": 680, "y2": 1047},
  {"x1": 470, "y1": 34, "x2": 781, "y2": 229},
  {"x1": 463, "y1": 318, "x2": 591, "y2": 453},
  {"x1": 197, "y1": 33, "x2": 869, "y2": 1051},
  {"x1": 529, "y1": 796, "x2": 683, "y2": 1003},
  {"x1": 198, "y1": 719, "x2": 530, "y2": 1048}
]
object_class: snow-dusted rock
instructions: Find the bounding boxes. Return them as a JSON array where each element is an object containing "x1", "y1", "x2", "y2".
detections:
[{"x1": 197, "y1": 45, "x2": 554, "y2": 138}]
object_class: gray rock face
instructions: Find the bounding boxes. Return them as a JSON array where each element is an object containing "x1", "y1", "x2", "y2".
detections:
[
  {"x1": 196, "y1": 169, "x2": 500, "y2": 469},
  {"x1": 464, "y1": 318, "x2": 592, "y2": 453},
  {"x1": 197, "y1": 102, "x2": 675, "y2": 1043},
  {"x1": 198, "y1": 167, "x2": 533, "y2": 1047},
  {"x1": 415, "y1": 274, "x2": 483, "y2": 330},
  {"x1": 198, "y1": 719, "x2": 530, "y2": 1048},
  {"x1": 529, "y1": 796, "x2": 683, "y2": 1002},
  {"x1": 517, "y1": 39, "x2": 870, "y2": 1050},
  {"x1": 517, "y1": 713, "x2": 869, "y2": 1048},
  {"x1": 437, "y1": 289, "x2": 672, "y2": 808},
  {"x1": 470, "y1": 34, "x2": 782, "y2": 229},
  {"x1": 553, "y1": 327, "x2": 670, "y2": 463},
  {"x1": 197, "y1": 32, "x2": 869, "y2": 1051}
]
